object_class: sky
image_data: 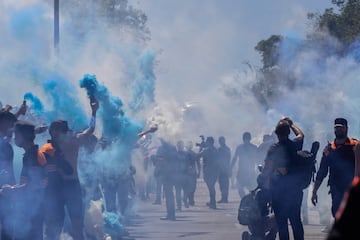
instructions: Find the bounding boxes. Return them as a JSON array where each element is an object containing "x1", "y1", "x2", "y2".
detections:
[{"x1": 130, "y1": 0, "x2": 334, "y2": 101}]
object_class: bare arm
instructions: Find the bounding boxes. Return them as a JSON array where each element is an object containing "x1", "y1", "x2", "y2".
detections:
[
  {"x1": 311, "y1": 150, "x2": 329, "y2": 206},
  {"x1": 290, "y1": 123, "x2": 304, "y2": 140},
  {"x1": 1, "y1": 101, "x2": 27, "y2": 118},
  {"x1": 283, "y1": 117, "x2": 304, "y2": 140},
  {"x1": 77, "y1": 97, "x2": 99, "y2": 141},
  {"x1": 311, "y1": 179, "x2": 323, "y2": 206},
  {"x1": 35, "y1": 125, "x2": 48, "y2": 134}
]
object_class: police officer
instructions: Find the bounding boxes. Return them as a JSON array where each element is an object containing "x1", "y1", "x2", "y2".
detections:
[
  {"x1": 311, "y1": 118, "x2": 358, "y2": 218},
  {"x1": 327, "y1": 140, "x2": 360, "y2": 239}
]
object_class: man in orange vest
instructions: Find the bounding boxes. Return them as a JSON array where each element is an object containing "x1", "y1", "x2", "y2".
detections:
[{"x1": 311, "y1": 118, "x2": 358, "y2": 219}]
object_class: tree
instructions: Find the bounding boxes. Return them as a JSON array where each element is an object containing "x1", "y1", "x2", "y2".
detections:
[
  {"x1": 97, "y1": 0, "x2": 150, "y2": 41},
  {"x1": 58, "y1": 0, "x2": 150, "y2": 41},
  {"x1": 250, "y1": 0, "x2": 360, "y2": 108},
  {"x1": 254, "y1": 35, "x2": 282, "y2": 68},
  {"x1": 252, "y1": 35, "x2": 283, "y2": 108},
  {"x1": 309, "y1": 0, "x2": 360, "y2": 46}
]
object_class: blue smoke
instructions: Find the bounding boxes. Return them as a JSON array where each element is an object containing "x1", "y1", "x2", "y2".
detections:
[
  {"x1": 80, "y1": 74, "x2": 145, "y2": 177},
  {"x1": 9, "y1": 5, "x2": 47, "y2": 39},
  {"x1": 129, "y1": 50, "x2": 156, "y2": 112},
  {"x1": 79, "y1": 73, "x2": 145, "y2": 139},
  {"x1": 23, "y1": 92, "x2": 44, "y2": 114},
  {"x1": 348, "y1": 37, "x2": 360, "y2": 62},
  {"x1": 43, "y1": 74, "x2": 88, "y2": 130},
  {"x1": 79, "y1": 73, "x2": 145, "y2": 141},
  {"x1": 80, "y1": 74, "x2": 124, "y2": 139},
  {"x1": 103, "y1": 211, "x2": 128, "y2": 238},
  {"x1": 278, "y1": 36, "x2": 304, "y2": 69},
  {"x1": 6, "y1": 3, "x2": 51, "y2": 66}
]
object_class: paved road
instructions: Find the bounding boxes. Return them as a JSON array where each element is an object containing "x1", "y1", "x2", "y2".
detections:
[{"x1": 124, "y1": 179, "x2": 330, "y2": 240}]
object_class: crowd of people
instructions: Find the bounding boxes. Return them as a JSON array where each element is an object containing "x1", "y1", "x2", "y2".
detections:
[
  {"x1": 0, "y1": 98, "x2": 98, "y2": 240},
  {"x1": 145, "y1": 116, "x2": 360, "y2": 240},
  {"x1": 1, "y1": 96, "x2": 360, "y2": 240},
  {"x1": 147, "y1": 133, "x2": 263, "y2": 220}
]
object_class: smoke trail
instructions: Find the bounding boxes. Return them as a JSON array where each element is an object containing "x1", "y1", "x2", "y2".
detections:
[
  {"x1": 80, "y1": 74, "x2": 145, "y2": 172},
  {"x1": 80, "y1": 74, "x2": 124, "y2": 139},
  {"x1": 129, "y1": 49, "x2": 156, "y2": 112},
  {"x1": 23, "y1": 92, "x2": 44, "y2": 114},
  {"x1": 44, "y1": 74, "x2": 88, "y2": 130},
  {"x1": 79, "y1": 73, "x2": 145, "y2": 140},
  {"x1": 348, "y1": 37, "x2": 360, "y2": 62}
]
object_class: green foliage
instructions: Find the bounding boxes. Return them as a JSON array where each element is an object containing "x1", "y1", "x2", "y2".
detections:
[
  {"x1": 59, "y1": 0, "x2": 150, "y2": 41},
  {"x1": 250, "y1": 0, "x2": 360, "y2": 108},
  {"x1": 310, "y1": 0, "x2": 360, "y2": 45},
  {"x1": 254, "y1": 35, "x2": 282, "y2": 68},
  {"x1": 98, "y1": 0, "x2": 150, "y2": 40},
  {"x1": 252, "y1": 35, "x2": 283, "y2": 108}
]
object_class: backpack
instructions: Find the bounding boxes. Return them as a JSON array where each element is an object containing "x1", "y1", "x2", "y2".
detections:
[
  {"x1": 237, "y1": 190, "x2": 262, "y2": 225},
  {"x1": 291, "y1": 141, "x2": 320, "y2": 189}
]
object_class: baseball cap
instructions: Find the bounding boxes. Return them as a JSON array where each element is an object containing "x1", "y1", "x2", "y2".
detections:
[{"x1": 334, "y1": 118, "x2": 348, "y2": 127}]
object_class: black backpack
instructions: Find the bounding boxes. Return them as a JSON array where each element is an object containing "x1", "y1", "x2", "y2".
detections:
[
  {"x1": 291, "y1": 141, "x2": 320, "y2": 189},
  {"x1": 237, "y1": 190, "x2": 262, "y2": 225}
]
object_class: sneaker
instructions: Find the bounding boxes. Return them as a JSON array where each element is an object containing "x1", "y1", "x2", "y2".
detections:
[
  {"x1": 209, "y1": 204, "x2": 216, "y2": 209},
  {"x1": 217, "y1": 199, "x2": 229, "y2": 203},
  {"x1": 321, "y1": 224, "x2": 332, "y2": 233},
  {"x1": 160, "y1": 216, "x2": 176, "y2": 221},
  {"x1": 206, "y1": 202, "x2": 216, "y2": 209}
]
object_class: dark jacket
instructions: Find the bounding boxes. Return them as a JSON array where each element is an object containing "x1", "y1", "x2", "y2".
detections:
[
  {"x1": 264, "y1": 138, "x2": 303, "y2": 190},
  {"x1": 315, "y1": 138, "x2": 358, "y2": 191}
]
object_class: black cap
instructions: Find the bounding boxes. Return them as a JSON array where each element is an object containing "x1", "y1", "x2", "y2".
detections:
[{"x1": 334, "y1": 118, "x2": 348, "y2": 127}]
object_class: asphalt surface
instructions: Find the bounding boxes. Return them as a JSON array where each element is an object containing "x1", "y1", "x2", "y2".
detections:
[{"x1": 124, "y1": 179, "x2": 330, "y2": 240}]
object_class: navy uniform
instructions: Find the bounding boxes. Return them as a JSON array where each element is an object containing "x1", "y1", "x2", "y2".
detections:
[
  {"x1": 312, "y1": 118, "x2": 358, "y2": 218},
  {"x1": 314, "y1": 137, "x2": 357, "y2": 216}
]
